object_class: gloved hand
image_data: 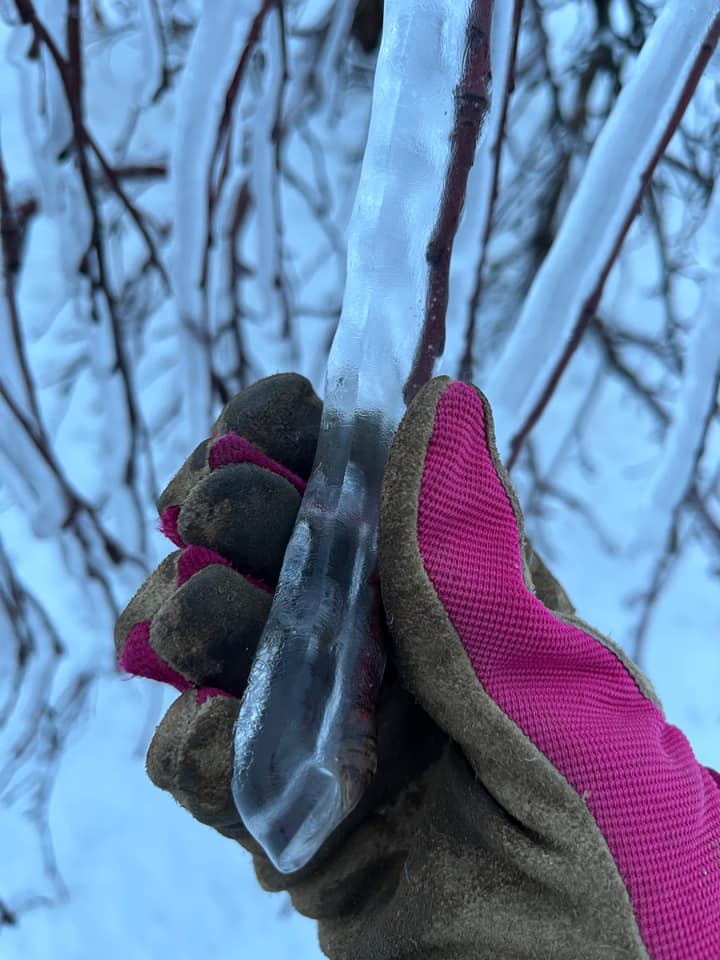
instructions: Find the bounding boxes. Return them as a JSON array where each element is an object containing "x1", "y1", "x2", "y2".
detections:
[{"x1": 115, "y1": 374, "x2": 720, "y2": 960}]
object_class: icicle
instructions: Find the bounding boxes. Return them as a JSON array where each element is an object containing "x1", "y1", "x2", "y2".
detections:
[{"x1": 233, "y1": 0, "x2": 479, "y2": 874}]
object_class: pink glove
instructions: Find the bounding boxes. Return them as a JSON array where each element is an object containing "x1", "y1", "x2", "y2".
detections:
[
  {"x1": 379, "y1": 379, "x2": 720, "y2": 959},
  {"x1": 117, "y1": 374, "x2": 720, "y2": 959}
]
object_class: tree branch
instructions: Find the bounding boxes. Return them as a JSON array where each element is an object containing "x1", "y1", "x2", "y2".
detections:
[
  {"x1": 460, "y1": 0, "x2": 523, "y2": 381},
  {"x1": 404, "y1": 0, "x2": 494, "y2": 403},
  {"x1": 506, "y1": 10, "x2": 720, "y2": 470}
]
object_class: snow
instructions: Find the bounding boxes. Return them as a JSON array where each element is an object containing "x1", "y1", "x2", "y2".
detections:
[{"x1": 3, "y1": 678, "x2": 322, "y2": 960}]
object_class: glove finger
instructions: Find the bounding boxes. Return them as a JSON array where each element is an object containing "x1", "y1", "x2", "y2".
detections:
[
  {"x1": 114, "y1": 551, "x2": 180, "y2": 658},
  {"x1": 157, "y1": 373, "x2": 321, "y2": 527},
  {"x1": 212, "y1": 373, "x2": 321, "y2": 480},
  {"x1": 175, "y1": 462, "x2": 300, "y2": 587},
  {"x1": 146, "y1": 689, "x2": 254, "y2": 846},
  {"x1": 116, "y1": 547, "x2": 272, "y2": 697},
  {"x1": 153, "y1": 558, "x2": 272, "y2": 697}
]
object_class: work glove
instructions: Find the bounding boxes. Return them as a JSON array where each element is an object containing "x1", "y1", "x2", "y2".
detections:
[{"x1": 115, "y1": 374, "x2": 720, "y2": 960}]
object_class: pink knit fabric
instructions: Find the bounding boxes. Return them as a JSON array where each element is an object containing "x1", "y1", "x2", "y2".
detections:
[
  {"x1": 177, "y1": 544, "x2": 273, "y2": 595},
  {"x1": 159, "y1": 504, "x2": 184, "y2": 547},
  {"x1": 119, "y1": 623, "x2": 231, "y2": 706},
  {"x1": 177, "y1": 545, "x2": 232, "y2": 587},
  {"x1": 160, "y1": 434, "x2": 306, "y2": 549},
  {"x1": 209, "y1": 434, "x2": 307, "y2": 494},
  {"x1": 417, "y1": 382, "x2": 720, "y2": 960},
  {"x1": 119, "y1": 620, "x2": 192, "y2": 693}
]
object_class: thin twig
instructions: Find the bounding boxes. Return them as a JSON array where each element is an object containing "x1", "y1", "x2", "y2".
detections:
[
  {"x1": 460, "y1": 0, "x2": 523, "y2": 381},
  {"x1": 0, "y1": 141, "x2": 41, "y2": 424},
  {"x1": 202, "y1": 0, "x2": 278, "y2": 287},
  {"x1": 13, "y1": 0, "x2": 169, "y2": 288},
  {"x1": 404, "y1": 0, "x2": 495, "y2": 403}
]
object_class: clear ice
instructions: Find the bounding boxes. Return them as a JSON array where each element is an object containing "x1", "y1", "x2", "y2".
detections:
[{"x1": 232, "y1": 0, "x2": 473, "y2": 873}]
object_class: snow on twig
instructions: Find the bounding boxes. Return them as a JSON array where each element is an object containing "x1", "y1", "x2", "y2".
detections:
[
  {"x1": 13, "y1": 0, "x2": 168, "y2": 285},
  {"x1": 0, "y1": 139, "x2": 39, "y2": 424},
  {"x1": 484, "y1": 1, "x2": 720, "y2": 464},
  {"x1": 136, "y1": 0, "x2": 168, "y2": 103},
  {"x1": 250, "y1": 4, "x2": 295, "y2": 365},
  {"x1": 643, "y1": 198, "x2": 720, "y2": 539},
  {"x1": 313, "y1": 0, "x2": 357, "y2": 123},
  {"x1": 170, "y1": 0, "x2": 276, "y2": 438}
]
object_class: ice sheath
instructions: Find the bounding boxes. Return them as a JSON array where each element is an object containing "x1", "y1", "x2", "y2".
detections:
[{"x1": 232, "y1": 1, "x2": 475, "y2": 873}]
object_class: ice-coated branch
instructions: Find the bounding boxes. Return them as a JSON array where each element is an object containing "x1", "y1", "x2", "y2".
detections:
[
  {"x1": 250, "y1": 5, "x2": 295, "y2": 357},
  {"x1": 630, "y1": 179, "x2": 720, "y2": 661},
  {"x1": 311, "y1": 0, "x2": 357, "y2": 122},
  {"x1": 643, "y1": 244, "x2": 720, "y2": 535},
  {"x1": 0, "y1": 138, "x2": 39, "y2": 425},
  {"x1": 0, "y1": 536, "x2": 68, "y2": 923},
  {"x1": 1, "y1": 143, "x2": 143, "y2": 573},
  {"x1": 204, "y1": 0, "x2": 277, "y2": 255},
  {"x1": 485, "y1": 1, "x2": 720, "y2": 464},
  {"x1": 137, "y1": 0, "x2": 169, "y2": 103},
  {"x1": 0, "y1": 378, "x2": 140, "y2": 588},
  {"x1": 590, "y1": 317, "x2": 671, "y2": 427},
  {"x1": 404, "y1": 0, "x2": 494, "y2": 402},
  {"x1": 11, "y1": 0, "x2": 165, "y2": 552},
  {"x1": 12, "y1": 0, "x2": 168, "y2": 285},
  {"x1": 170, "y1": 0, "x2": 276, "y2": 436}
]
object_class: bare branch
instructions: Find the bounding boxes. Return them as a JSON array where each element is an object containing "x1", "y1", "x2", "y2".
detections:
[
  {"x1": 404, "y1": 0, "x2": 494, "y2": 402},
  {"x1": 459, "y1": 0, "x2": 523, "y2": 381}
]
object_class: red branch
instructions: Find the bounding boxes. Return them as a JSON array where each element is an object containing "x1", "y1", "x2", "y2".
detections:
[
  {"x1": 404, "y1": 0, "x2": 495, "y2": 404},
  {"x1": 460, "y1": 0, "x2": 523, "y2": 382},
  {"x1": 202, "y1": 0, "x2": 278, "y2": 288},
  {"x1": 506, "y1": 10, "x2": 720, "y2": 471},
  {"x1": 12, "y1": 0, "x2": 169, "y2": 288}
]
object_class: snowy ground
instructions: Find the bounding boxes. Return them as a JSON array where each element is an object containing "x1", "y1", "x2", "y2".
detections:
[{"x1": 3, "y1": 677, "x2": 322, "y2": 960}]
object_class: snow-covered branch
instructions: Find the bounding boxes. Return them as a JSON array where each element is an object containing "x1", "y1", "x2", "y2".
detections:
[
  {"x1": 629, "y1": 178, "x2": 720, "y2": 659},
  {"x1": 486, "y1": 1, "x2": 720, "y2": 462}
]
